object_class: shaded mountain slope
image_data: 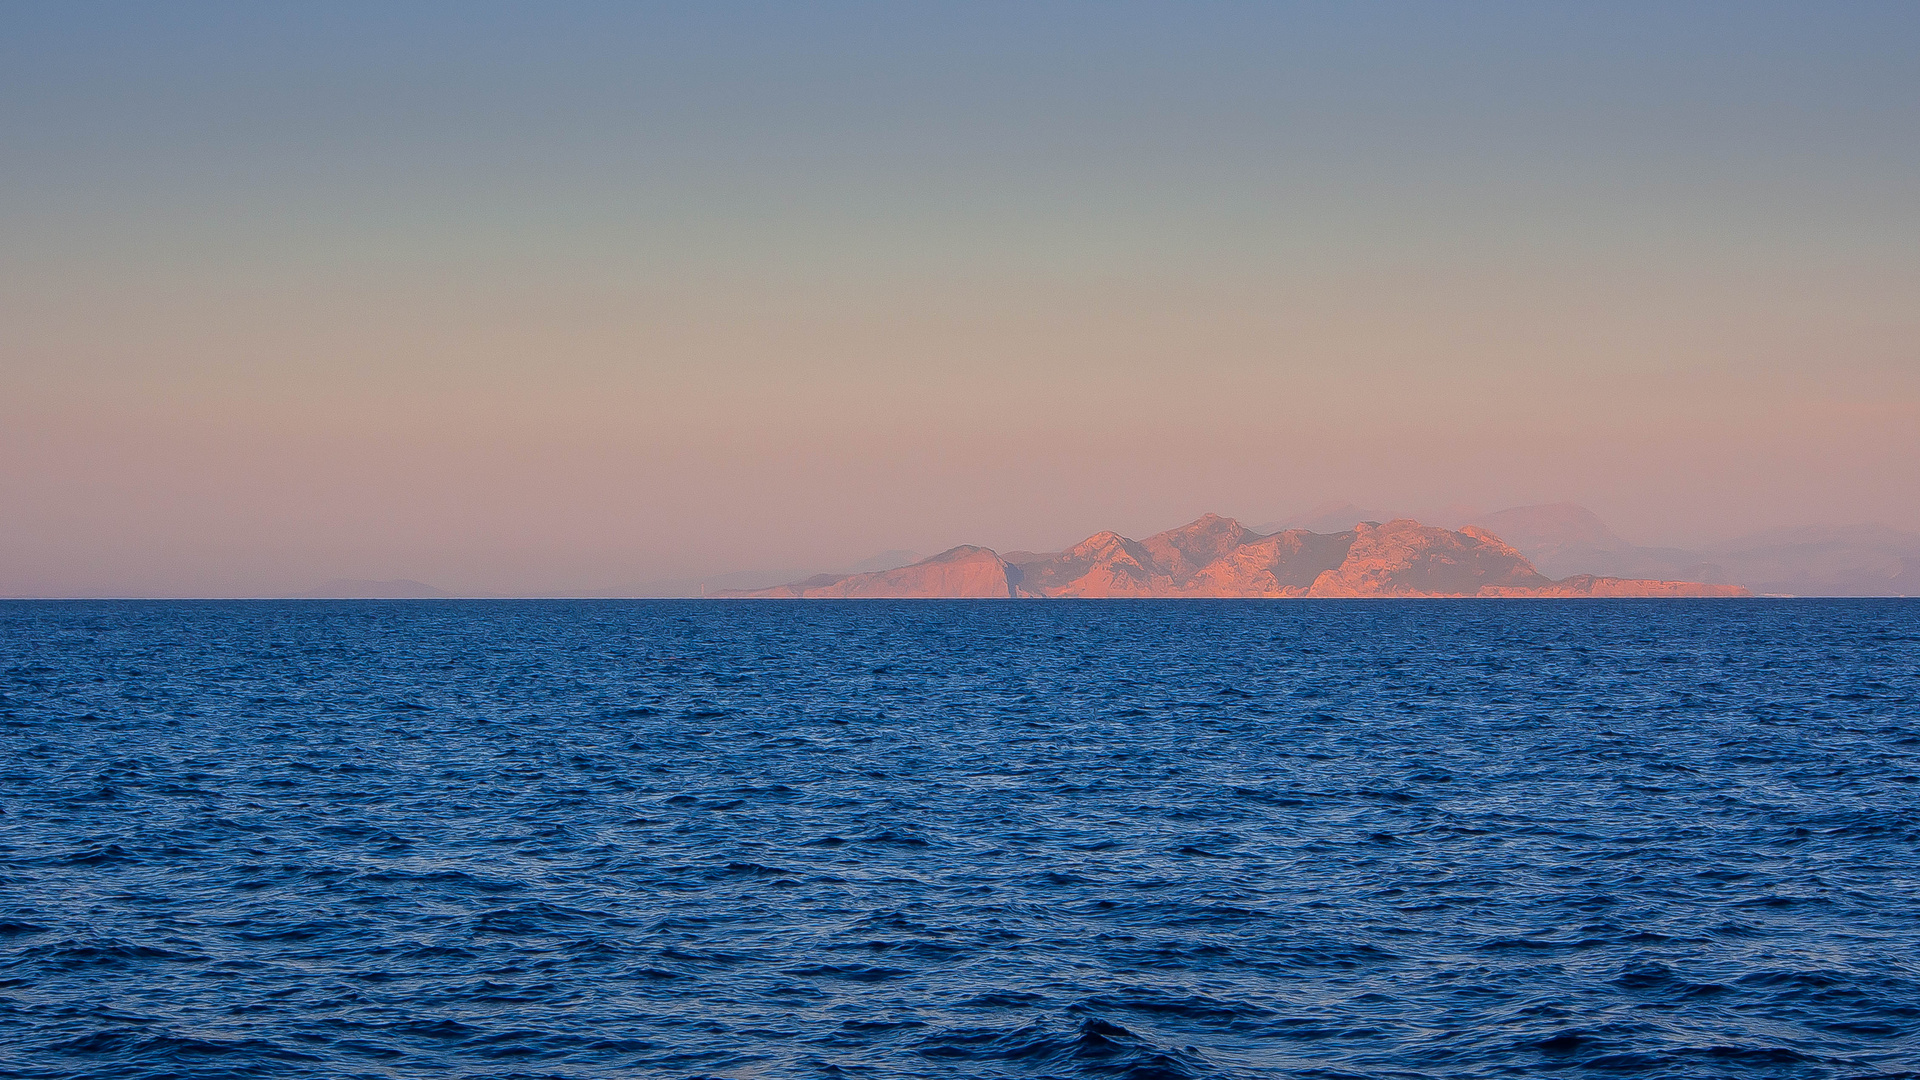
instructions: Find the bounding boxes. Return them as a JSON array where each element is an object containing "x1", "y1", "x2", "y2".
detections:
[
  {"x1": 1183, "y1": 528, "x2": 1359, "y2": 596},
  {"x1": 1304, "y1": 522, "x2": 1549, "y2": 597},
  {"x1": 1010, "y1": 531, "x2": 1167, "y2": 597}
]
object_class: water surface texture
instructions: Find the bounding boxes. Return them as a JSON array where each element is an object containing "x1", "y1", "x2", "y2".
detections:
[{"x1": 2, "y1": 600, "x2": 1917, "y2": 1079}]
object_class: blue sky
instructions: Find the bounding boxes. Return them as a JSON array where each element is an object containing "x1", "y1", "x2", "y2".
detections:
[{"x1": 3, "y1": 3, "x2": 1917, "y2": 594}]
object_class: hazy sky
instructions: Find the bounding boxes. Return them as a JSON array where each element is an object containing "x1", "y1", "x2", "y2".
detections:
[{"x1": 4, "y1": 2, "x2": 1917, "y2": 595}]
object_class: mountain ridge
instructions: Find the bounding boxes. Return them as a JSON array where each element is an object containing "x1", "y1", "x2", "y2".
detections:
[{"x1": 718, "y1": 516, "x2": 1747, "y2": 599}]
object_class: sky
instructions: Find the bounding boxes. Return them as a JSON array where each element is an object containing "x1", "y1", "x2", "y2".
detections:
[{"x1": 3, "y1": 2, "x2": 1917, "y2": 596}]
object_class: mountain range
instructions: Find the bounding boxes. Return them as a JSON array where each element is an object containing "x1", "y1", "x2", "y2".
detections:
[
  {"x1": 282, "y1": 505, "x2": 1915, "y2": 598},
  {"x1": 719, "y1": 516, "x2": 1749, "y2": 599}
]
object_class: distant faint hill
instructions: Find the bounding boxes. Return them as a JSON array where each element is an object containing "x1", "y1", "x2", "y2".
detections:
[
  {"x1": 1702, "y1": 524, "x2": 1920, "y2": 596},
  {"x1": 294, "y1": 578, "x2": 448, "y2": 599},
  {"x1": 1470, "y1": 504, "x2": 1920, "y2": 596},
  {"x1": 1254, "y1": 501, "x2": 1388, "y2": 535},
  {"x1": 720, "y1": 515, "x2": 1743, "y2": 598},
  {"x1": 840, "y1": 549, "x2": 928, "y2": 574},
  {"x1": 1468, "y1": 504, "x2": 1687, "y2": 580},
  {"x1": 1474, "y1": 504, "x2": 1631, "y2": 557},
  {"x1": 694, "y1": 549, "x2": 926, "y2": 596}
]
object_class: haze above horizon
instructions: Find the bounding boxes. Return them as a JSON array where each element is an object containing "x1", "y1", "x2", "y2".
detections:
[{"x1": 4, "y1": 3, "x2": 1917, "y2": 597}]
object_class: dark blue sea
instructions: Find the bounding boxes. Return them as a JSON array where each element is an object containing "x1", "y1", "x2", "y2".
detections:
[{"x1": 2, "y1": 600, "x2": 1917, "y2": 1079}]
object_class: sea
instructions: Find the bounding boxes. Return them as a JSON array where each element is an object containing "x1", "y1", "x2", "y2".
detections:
[{"x1": 1, "y1": 599, "x2": 1916, "y2": 1079}]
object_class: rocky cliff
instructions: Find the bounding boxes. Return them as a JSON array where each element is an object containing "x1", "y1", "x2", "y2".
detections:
[{"x1": 719, "y1": 516, "x2": 1750, "y2": 598}]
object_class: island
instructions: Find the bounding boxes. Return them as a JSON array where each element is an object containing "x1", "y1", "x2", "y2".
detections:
[{"x1": 716, "y1": 516, "x2": 1750, "y2": 598}]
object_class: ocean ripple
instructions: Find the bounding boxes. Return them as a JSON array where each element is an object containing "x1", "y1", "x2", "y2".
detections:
[{"x1": 1, "y1": 598, "x2": 1917, "y2": 1078}]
